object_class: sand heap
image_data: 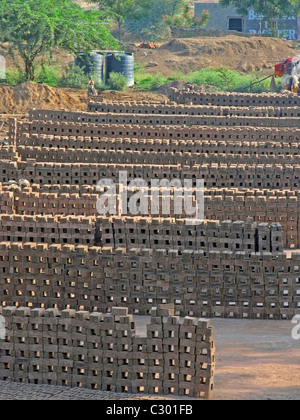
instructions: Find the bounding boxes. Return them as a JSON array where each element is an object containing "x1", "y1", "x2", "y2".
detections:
[
  {"x1": 0, "y1": 81, "x2": 88, "y2": 114},
  {"x1": 133, "y1": 35, "x2": 300, "y2": 75}
]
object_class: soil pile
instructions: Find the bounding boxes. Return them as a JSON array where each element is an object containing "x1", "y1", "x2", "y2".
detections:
[
  {"x1": 133, "y1": 35, "x2": 300, "y2": 75},
  {"x1": 0, "y1": 82, "x2": 88, "y2": 114},
  {"x1": 0, "y1": 82, "x2": 169, "y2": 115}
]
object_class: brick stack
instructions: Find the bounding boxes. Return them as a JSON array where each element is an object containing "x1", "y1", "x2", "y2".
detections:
[
  {"x1": 0, "y1": 305, "x2": 215, "y2": 398},
  {"x1": 1, "y1": 89, "x2": 300, "y2": 398}
]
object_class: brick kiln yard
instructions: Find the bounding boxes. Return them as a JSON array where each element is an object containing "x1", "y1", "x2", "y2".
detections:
[{"x1": 0, "y1": 83, "x2": 300, "y2": 400}]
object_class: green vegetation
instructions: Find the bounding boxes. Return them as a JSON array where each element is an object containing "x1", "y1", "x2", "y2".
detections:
[
  {"x1": 124, "y1": 0, "x2": 196, "y2": 42},
  {"x1": 0, "y1": 64, "x2": 279, "y2": 94},
  {"x1": 37, "y1": 65, "x2": 61, "y2": 87},
  {"x1": 107, "y1": 71, "x2": 127, "y2": 91},
  {"x1": 59, "y1": 64, "x2": 88, "y2": 89},
  {"x1": 135, "y1": 67, "x2": 279, "y2": 93},
  {"x1": 88, "y1": 0, "x2": 139, "y2": 40},
  {"x1": 163, "y1": 3, "x2": 209, "y2": 29},
  {"x1": 3, "y1": 70, "x2": 25, "y2": 86},
  {"x1": 0, "y1": 0, "x2": 118, "y2": 81}
]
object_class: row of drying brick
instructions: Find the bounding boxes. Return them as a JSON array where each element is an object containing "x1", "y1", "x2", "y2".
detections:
[
  {"x1": 0, "y1": 305, "x2": 215, "y2": 398},
  {"x1": 0, "y1": 243, "x2": 300, "y2": 319},
  {"x1": 11, "y1": 121, "x2": 300, "y2": 143},
  {"x1": 87, "y1": 101, "x2": 300, "y2": 118},
  {"x1": 24, "y1": 111, "x2": 300, "y2": 128},
  {"x1": 1, "y1": 182, "x2": 298, "y2": 197},
  {"x1": 169, "y1": 90, "x2": 300, "y2": 107},
  {"x1": 18, "y1": 134, "x2": 300, "y2": 155},
  {"x1": 0, "y1": 184, "x2": 298, "y2": 248},
  {"x1": 31, "y1": 104, "x2": 300, "y2": 121},
  {"x1": 13, "y1": 145, "x2": 300, "y2": 166},
  {"x1": 1, "y1": 161, "x2": 299, "y2": 190},
  {"x1": 0, "y1": 214, "x2": 283, "y2": 253},
  {"x1": 0, "y1": 214, "x2": 95, "y2": 246},
  {"x1": 16, "y1": 128, "x2": 300, "y2": 150},
  {"x1": 95, "y1": 216, "x2": 283, "y2": 254}
]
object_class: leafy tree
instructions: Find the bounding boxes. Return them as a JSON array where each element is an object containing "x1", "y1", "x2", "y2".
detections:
[
  {"x1": 0, "y1": 0, "x2": 119, "y2": 81},
  {"x1": 163, "y1": 3, "x2": 209, "y2": 28},
  {"x1": 220, "y1": 0, "x2": 300, "y2": 36},
  {"x1": 124, "y1": 0, "x2": 188, "y2": 41},
  {"x1": 132, "y1": 0, "x2": 187, "y2": 19},
  {"x1": 88, "y1": 0, "x2": 139, "y2": 40}
]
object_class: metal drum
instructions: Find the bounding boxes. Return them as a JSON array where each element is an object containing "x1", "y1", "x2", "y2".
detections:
[
  {"x1": 106, "y1": 53, "x2": 134, "y2": 87},
  {"x1": 75, "y1": 52, "x2": 104, "y2": 85}
]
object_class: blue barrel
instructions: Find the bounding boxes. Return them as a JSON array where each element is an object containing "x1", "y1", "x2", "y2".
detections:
[
  {"x1": 106, "y1": 53, "x2": 134, "y2": 87},
  {"x1": 75, "y1": 52, "x2": 104, "y2": 85}
]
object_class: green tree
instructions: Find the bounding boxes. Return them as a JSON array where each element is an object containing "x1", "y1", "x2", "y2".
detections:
[
  {"x1": 220, "y1": 0, "x2": 300, "y2": 36},
  {"x1": 163, "y1": 2, "x2": 209, "y2": 29},
  {"x1": 124, "y1": 0, "x2": 188, "y2": 41},
  {"x1": 0, "y1": 0, "x2": 119, "y2": 81},
  {"x1": 88, "y1": 0, "x2": 139, "y2": 40}
]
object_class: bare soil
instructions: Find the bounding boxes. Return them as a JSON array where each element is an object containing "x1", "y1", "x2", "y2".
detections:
[
  {"x1": 131, "y1": 35, "x2": 300, "y2": 75},
  {"x1": 0, "y1": 82, "x2": 167, "y2": 115},
  {"x1": 212, "y1": 319, "x2": 300, "y2": 400}
]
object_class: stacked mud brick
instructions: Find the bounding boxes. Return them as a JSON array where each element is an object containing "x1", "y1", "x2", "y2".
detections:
[
  {"x1": 0, "y1": 92, "x2": 299, "y2": 253},
  {"x1": 95, "y1": 217, "x2": 283, "y2": 254},
  {"x1": 15, "y1": 143, "x2": 300, "y2": 165},
  {"x1": 1, "y1": 89, "x2": 300, "y2": 397},
  {"x1": 0, "y1": 242, "x2": 299, "y2": 319},
  {"x1": 0, "y1": 306, "x2": 215, "y2": 398},
  {"x1": 11, "y1": 120, "x2": 300, "y2": 140},
  {"x1": 0, "y1": 214, "x2": 94, "y2": 245},
  {"x1": 1, "y1": 160, "x2": 299, "y2": 190},
  {"x1": 86, "y1": 101, "x2": 300, "y2": 117},
  {"x1": 0, "y1": 182, "x2": 297, "y2": 248},
  {"x1": 167, "y1": 89, "x2": 300, "y2": 107},
  {"x1": 25, "y1": 109, "x2": 300, "y2": 128}
]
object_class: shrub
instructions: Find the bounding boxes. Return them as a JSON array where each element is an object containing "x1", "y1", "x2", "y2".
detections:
[
  {"x1": 1, "y1": 69, "x2": 25, "y2": 86},
  {"x1": 59, "y1": 64, "x2": 87, "y2": 89},
  {"x1": 107, "y1": 71, "x2": 127, "y2": 91},
  {"x1": 36, "y1": 64, "x2": 61, "y2": 87},
  {"x1": 149, "y1": 73, "x2": 166, "y2": 90},
  {"x1": 135, "y1": 67, "x2": 274, "y2": 94}
]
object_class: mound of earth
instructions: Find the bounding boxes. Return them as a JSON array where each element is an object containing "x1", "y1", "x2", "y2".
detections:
[
  {"x1": 0, "y1": 81, "x2": 88, "y2": 114},
  {"x1": 0, "y1": 82, "x2": 169, "y2": 115},
  {"x1": 134, "y1": 35, "x2": 300, "y2": 75}
]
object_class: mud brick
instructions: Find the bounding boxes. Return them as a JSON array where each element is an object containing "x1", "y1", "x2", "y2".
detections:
[
  {"x1": 179, "y1": 344, "x2": 196, "y2": 355},
  {"x1": 71, "y1": 375, "x2": 87, "y2": 388}
]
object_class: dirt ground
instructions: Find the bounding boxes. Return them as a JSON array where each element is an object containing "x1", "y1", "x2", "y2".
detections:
[
  {"x1": 134, "y1": 317, "x2": 300, "y2": 400},
  {"x1": 212, "y1": 319, "x2": 300, "y2": 400},
  {"x1": 0, "y1": 82, "x2": 167, "y2": 115},
  {"x1": 131, "y1": 35, "x2": 300, "y2": 75}
]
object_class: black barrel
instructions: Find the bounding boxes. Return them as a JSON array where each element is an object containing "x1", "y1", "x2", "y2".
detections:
[
  {"x1": 106, "y1": 53, "x2": 134, "y2": 87},
  {"x1": 75, "y1": 52, "x2": 104, "y2": 85}
]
